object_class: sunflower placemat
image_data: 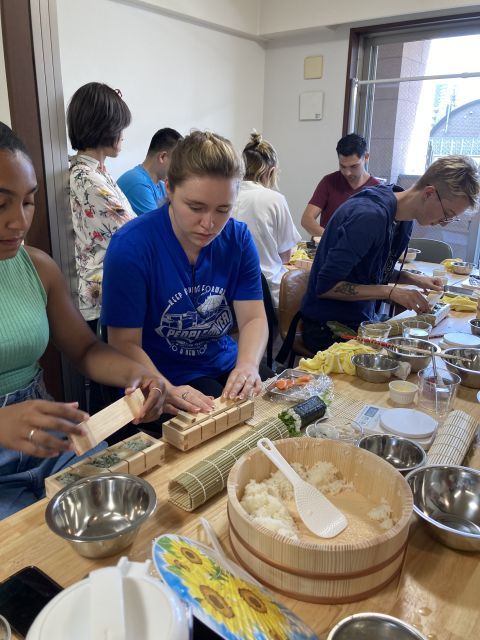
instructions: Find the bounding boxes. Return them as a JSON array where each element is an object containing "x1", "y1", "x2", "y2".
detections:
[{"x1": 152, "y1": 535, "x2": 318, "y2": 640}]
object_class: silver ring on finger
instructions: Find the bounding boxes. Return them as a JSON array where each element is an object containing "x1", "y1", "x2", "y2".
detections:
[
  {"x1": 28, "y1": 428, "x2": 37, "y2": 443},
  {"x1": 181, "y1": 391, "x2": 190, "y2": 400},
  {"x1": 152, "y1": 386, "x2": 163, "y2": 393}
]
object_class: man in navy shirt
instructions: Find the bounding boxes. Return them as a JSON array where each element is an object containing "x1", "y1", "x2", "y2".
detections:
[
  {"x1": 118, "y1": 128, "x2": 182, "y2": 214},
  {"x1": 301, "y1": 155, "x2": 480, "y2": 352}
]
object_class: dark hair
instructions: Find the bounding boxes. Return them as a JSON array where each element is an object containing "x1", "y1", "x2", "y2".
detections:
[
  {"x1": 336, "y1": 133, "x2": 367, "y2": 158},
  {"x1": 67, "y1": 82, "x2": 131, "y2": 150},
  {"x1": 0, "y1": 121, "x2": 31, "y2": 158},
  {"x1": 147, "y1": 128, "x2": 182, "y2": 155},
  {"x1": 168, "y1": 130, "x2": 244, "y2": 192}
]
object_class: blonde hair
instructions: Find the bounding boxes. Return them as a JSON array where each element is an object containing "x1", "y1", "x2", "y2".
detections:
[
  {"x1": 243, "y1": 131, "x2": 278, "y2": 189},
  {"x1": 415, "y1": 155, "x2": 480, "y2": 209},
  {"x1": 167, "y1": 130, "x2": 244, "y2": 191}
]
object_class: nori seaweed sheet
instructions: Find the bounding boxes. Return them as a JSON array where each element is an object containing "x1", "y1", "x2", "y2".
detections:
[{"x1": 282, "y1": 395, "x2": 327, "y2": 429}]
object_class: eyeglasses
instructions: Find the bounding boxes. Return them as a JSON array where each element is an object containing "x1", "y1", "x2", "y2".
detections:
[{"x1": 434, "y1": 188, "x2": 460, "y2": 225}]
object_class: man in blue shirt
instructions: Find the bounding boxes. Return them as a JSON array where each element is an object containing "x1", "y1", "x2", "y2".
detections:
[
  {"x1": 301, "y1": 155, "x2": 480, "y2": 352},
  {"x1": 118, "y1": 128, "x2": 182, "y2": 214}
]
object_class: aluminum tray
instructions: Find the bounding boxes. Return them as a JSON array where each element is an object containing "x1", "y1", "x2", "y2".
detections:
[{"x1": 266, "y1": 369, "x2": 332, "y2": 401}]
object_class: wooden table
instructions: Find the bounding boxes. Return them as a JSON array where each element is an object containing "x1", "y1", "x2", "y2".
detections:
[
  {"x1": 1, "y1": 312, "x2": 479, "y2": 640},
  {"x1": 400, "y1": 260, "x2": 464, "y2": 285}
]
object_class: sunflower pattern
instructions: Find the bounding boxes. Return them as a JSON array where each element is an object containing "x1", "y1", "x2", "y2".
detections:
[
  {"x1": 69, "y1": 153, "x2": 136, "y2": 321},
  {"x1": 153, "y1": 535, "x2": 317, "y2": 640}
]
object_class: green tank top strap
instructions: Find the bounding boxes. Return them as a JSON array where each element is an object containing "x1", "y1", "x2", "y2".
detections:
[{"x1": 0, "y1": 246, "x2": 50, "y2": 395}]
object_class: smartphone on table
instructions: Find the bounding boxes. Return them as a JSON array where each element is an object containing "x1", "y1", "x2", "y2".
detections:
[{"x1": 0, "y1": 566, "x2": 62, "y2": 639}]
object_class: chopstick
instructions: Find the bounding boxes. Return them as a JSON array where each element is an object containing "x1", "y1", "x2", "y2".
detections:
[{"x1": 340, "y1": 334, "x2": 474, "y2": 364}]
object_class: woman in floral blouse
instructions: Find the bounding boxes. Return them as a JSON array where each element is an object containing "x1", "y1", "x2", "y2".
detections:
[{"x1": 67, "y1": 82, "x2": 136, "y2": 331}]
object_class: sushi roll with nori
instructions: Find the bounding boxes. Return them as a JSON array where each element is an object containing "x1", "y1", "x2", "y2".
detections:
[{"x1": 278, "y1": 396, "x2": 327, "y2": 435}]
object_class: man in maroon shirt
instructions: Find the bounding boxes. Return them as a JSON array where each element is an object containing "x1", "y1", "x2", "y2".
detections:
[{"x1": 301, "y1": 133, "x2": 379, "y2": 238}]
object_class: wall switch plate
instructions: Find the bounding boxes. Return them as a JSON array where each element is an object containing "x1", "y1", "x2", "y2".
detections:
[{"x1": 299, "y1": 91, "x2": 324, "y2": 120}]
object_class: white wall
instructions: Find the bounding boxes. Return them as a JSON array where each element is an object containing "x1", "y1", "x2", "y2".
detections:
[
  {"x1": 120, "y1": 0, "x2": 261, "y2": 37},
  {"x1": 260, "y1": 0, "x2": 480, "y2": 35},
  {"x1": 263, "y1": 29, "x2": 350, "y2": 237},
  {"x1": 0, "y1": 11, "x2": 11, "y2": 126},
  {"x1": 56, "y1": 0, "x2": 265, "y2": 179}
]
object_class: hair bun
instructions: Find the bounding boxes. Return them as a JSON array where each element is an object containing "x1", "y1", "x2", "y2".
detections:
[{"x1": 250, "y1": 130, "x2": 262, "y2": 146}]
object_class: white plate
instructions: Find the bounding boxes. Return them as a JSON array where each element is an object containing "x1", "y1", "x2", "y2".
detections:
[
  {"x1": 443, "y1": 332, "x2": 480, "y2": 348},
  {"x1": 380, "y1": 408, "x2": 437, "y2": 439}
]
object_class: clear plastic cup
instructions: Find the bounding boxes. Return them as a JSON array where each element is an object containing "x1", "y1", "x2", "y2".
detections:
[
  {"x1": 417, "y1": 366, "x2": 461, "y2": 418},
  {"x1": 358, "y1": 321, "x2": 391, "y2": 341},
  {"x1": 402, "y1": 320, "x2": 432, "y2": 339}
]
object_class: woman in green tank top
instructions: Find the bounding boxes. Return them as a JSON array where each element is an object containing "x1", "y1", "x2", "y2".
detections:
[{"x1": 0, "y1": 123, "x2": 167, "y2": 518}]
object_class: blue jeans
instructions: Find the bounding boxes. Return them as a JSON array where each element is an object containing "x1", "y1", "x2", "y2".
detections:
[{"x1": 0, "y1": 371, "x2": 106, "y2": 519}]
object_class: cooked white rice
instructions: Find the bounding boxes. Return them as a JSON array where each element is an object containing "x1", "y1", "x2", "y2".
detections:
[
  {"x1": 240, "y1": 461, "x2": 354, "y2": 539},
  {"x1": 368, "y1": 498, "x2": 395, "y2": 530}
]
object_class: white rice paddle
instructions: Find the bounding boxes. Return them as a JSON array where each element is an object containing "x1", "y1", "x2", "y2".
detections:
[{"x1": 257, "y1": 438, "x2": 347, "y2": 538}]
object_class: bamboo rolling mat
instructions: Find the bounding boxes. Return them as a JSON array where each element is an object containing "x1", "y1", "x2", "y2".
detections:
[
  {"x1": 427, "y1": 410, "x2": 479, "y2": 466},
  {"x1": 168, "y1": 417, "x2": 289, "y2": 511}
]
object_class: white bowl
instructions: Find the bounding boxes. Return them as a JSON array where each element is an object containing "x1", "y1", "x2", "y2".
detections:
[
  {"x1": 389, "y1": 380, "x2": 418, "y2": 405},
  {"x1": 403, "y1": 248, "x2": 421, "y2": 262}
]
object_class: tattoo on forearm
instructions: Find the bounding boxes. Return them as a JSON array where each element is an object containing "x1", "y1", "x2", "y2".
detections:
[{"x1": 333, "y1": 282, "x2": 359, "y2": 296}]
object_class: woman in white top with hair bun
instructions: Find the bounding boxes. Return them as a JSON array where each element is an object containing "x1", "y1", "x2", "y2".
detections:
[{"x1": 233, "y1": 132, "x2": 301, "y2": 309}]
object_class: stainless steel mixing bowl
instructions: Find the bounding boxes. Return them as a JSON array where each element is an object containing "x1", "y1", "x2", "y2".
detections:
[
  {"x1": 327, "y1": 612, "x2": 427, "y2": 639},
  {"x1": 351, "y1": 353, "x2": 399, "y2": 383},
  {"x1": 384, "y1": 337, "x2": 440, "y2": 372},
  {"x1": 358, "y1": 434, "x2": 426, "y2": 475},
  {"x1": 443, "y1": 347, "x2": 480, "y2": 388},
  {"x1": 45, "y1": 473, "x2": 157, "y2": 558},
  {"x1": 406, "y1": 465, "x2": 480, "y2": 551},
  {"x1": 469, "y1": 319, "x2": 480, "y2": 336}
]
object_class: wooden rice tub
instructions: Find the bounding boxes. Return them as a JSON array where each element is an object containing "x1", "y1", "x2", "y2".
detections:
[{"x1": 227, "y1": 438, "x2": 413, "y2": 603}]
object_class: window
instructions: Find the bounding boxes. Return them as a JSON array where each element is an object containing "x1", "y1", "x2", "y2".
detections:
[{"x1": 347, "y1": 16, "x2": 480, "y2": 262}]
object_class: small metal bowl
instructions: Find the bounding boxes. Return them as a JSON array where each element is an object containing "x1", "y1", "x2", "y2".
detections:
[
  {"x1": 327, "y1": 612, "x2": 427, "y2": 639},
  {"x1": 452, "y1": 261, "x2": 475, "y2": 275},
  {"x1": 385, "y1": 337, "x2": 440, "y2": 373},
  {"x1": 406, "y1": 465, "x2": 480, "y2": 551},
  {"x1": 351, "y1": 353, "x2": 399, "y2": 383},
  {"x1": 358, "y1": 434, "x2": 426, "y2": 475},
  {"x1": 443, "y1": 347, "x2": 480, "y2": 388},
  {"x1": 46, "y1": 473, "x2": 157, "y2": 558},
  {"x1": 469, "y1": 319, "x2": 480, "y2": 336}
]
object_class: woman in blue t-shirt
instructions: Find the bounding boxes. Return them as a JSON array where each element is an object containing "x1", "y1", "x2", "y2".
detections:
[{"x1": 103, "y1": 131, "x2": 270, "y2": 416}]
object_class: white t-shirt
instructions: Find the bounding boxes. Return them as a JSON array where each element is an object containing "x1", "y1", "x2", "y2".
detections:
[{"x1": 233, "y1": 181, "x2": 301, "y2": 307}]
